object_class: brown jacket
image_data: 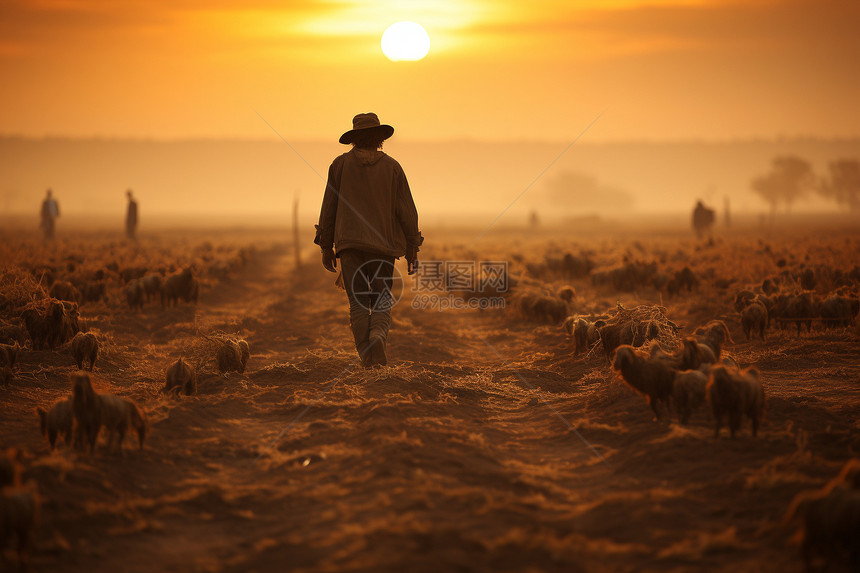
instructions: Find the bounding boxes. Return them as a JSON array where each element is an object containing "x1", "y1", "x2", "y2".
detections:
[{"x1": 314, "y1": 148, "x2": 421, "y2": 257}]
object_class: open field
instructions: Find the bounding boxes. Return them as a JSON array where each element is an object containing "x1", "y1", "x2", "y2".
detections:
[{"x1": 1, "y1": 222, "x2": 859, "y2": 572}]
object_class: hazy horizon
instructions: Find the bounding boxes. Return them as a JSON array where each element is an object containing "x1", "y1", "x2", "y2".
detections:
[
  {"x1": 2, "y1": 136, "x2": 858, "y2": 224},
  {"x1": 2, "y1": 0, "x2": 859, "y2": 227}
]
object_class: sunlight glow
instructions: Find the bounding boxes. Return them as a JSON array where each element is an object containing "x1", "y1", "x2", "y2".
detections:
[{"x1": 381, "y1": 21, "x2": 431, "y2": 61}]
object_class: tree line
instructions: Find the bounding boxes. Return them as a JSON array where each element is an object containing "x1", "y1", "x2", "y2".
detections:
[{"x1": 752, "y1": 156, "x2": 860, "y2": 216}]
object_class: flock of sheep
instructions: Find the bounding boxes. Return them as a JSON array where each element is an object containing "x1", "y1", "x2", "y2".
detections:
[
  {"x1": 611, "y1": 324, "x2": 764, "y2": 438},
  {"x1": 2, "y1": 237, "x2": 859, "y2": 571},
  {"x1": 515, "y1": 253, "x2": 859, "y2": 570},
  {"x1": 0, "y1": 243, "x2": 257, "y2": 570},
  {"x1": 439, "y1": 241, "x2": 860, "y2": 570}
]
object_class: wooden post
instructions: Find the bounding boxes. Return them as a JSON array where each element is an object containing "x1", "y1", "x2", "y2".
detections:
[
  {"x1": 724, "y1": 196, "x2": 731, "y2": 228},
  {"x1": 292, "y1": 195, "x2": 301, "y2": 269}
]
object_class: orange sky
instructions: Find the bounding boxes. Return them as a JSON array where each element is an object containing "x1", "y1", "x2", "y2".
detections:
[{"x1": 1, "y1": 0, "x2": 859, "y2": 141}]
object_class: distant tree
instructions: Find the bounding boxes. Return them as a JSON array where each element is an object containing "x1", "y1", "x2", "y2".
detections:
[
  {"x1": 818, "y1": 159, "x2": 860, "y2": 212},
  {"x1": 751, "y1": 155, "x2": 814, "y2": 219}
]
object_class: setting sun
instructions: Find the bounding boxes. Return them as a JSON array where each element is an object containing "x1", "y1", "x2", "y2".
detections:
[{"x1": 380, "y1": 21, "x2": 430, "y2": 61}]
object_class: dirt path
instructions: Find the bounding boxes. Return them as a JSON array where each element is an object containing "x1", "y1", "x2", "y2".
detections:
[{"x1": 3, "y1": 241, "x2": 860, "y2": 572}]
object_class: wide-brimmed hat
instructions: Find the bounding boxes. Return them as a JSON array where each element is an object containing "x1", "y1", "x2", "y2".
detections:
[{"x1": 339, "y1": 112, "x2": 394, "y2": 145}]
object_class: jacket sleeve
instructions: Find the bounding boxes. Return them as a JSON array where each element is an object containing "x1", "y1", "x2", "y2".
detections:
[
  {"x1": 395, "y1": 168, "x2": 423, "y2": 250},
  {"x1": 314, "y1": 159, "x2": 341, "y2": 249}
]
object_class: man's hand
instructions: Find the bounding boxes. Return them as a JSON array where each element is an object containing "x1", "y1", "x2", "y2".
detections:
[
  {"x1": 322, "y1": 248, "x2": 337, "y2": 273},
  {"x1": 405, "y1": 245, "x2": 419, "y2": 275}
]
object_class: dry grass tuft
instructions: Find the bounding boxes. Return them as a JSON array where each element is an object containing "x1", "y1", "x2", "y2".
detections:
[
  {"x1": 0, "y1": 268, "x2": 48, "y2": 317},
  {"x1": 181, "y1": 331, "x2": 246, "y2": 373},
  {"x1": 595, "y1": 302, "x2": 680, "y2": 357}
]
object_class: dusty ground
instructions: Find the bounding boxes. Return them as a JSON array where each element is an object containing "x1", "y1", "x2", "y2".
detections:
[{"x1": 1, "y1": 224, "x2": 859, "y2": 572}]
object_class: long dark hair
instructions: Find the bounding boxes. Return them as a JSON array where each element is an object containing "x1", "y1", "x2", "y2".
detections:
[{"x1": 351, "y1": 130, "x2": 387, "y2": 150}]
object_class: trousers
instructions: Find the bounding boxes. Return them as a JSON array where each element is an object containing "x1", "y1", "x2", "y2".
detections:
[{"x1": 338, "y1": 249, "x2": 395, "y2": 362}]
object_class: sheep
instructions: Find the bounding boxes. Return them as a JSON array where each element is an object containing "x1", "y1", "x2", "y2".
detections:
[
  {"x1": 140, "y1": 273, "x2": 163, "y2": 304},
  {"x1": 612, "y1": 345, "x2": 677, "y2": 421},
  {"x1": 163, "y1": 357, "x2": 197, "y2": 396},
  {"x1": 794, "y1": 489, "x2": 860, "y2": 572},
  {"x1": 756, "y1": 294, "x2": 776, "y2": 324},
  {"x1": 736, "y1": 291, "x2": 775, "y2": 328},
  {"x1": 49, "y1": 280, "x2": 81, "y2": 304},
  {"x1": 36, "y1": 398, "x2": 74, "y2": 450},
  {"x1": 511, "y1": 292, "x2": 568, "y2": 324},
  {"x1": 572, "y1": 318, "x2": 603, "y2": 355},
  {"x1": 562, "y1": 316, "x2": 576, "y2": 335},
  {"x1": 741, "y1": 299, "x2": 768, "y2": 341},
  {"x1": 97, "y1": 394, "x2": 147, "y2": 453},
  {"x1": 20, "y1": 299, "x2": 79, "y2": 351},
  {"x1": 772, "y1": 291, "x2": 819, "y2": 335},
  {"x1": 531, "y1": 296, "x2": 567, "y2": 323},
  {"x1": 0, "y1": 487, "x2": 38, "y2": 572},
  {"x1": 706, "y1": 365, "x2": 765, "y2": 438},
  {"x1": 783, "y1": 459, "x2": 860, "y2": 572},
  {"x1": 19, "y1": 310, "x2": 45, "y2": 351},
  {"x1": 648, "y1": 345, "x2": 682, "y2": 370},
  {"x1": 592, "y1": 260, "x2": 658, "y2": 292},
  {"x1": 673, "y1": 369, "x2": 708, "y2": 424},
  {"x1": 60, "y1": 301, "x2": 81, "y2": 344},
  {"x1": 666, "y1": 267, "x2": 698, "y2": 298},
  {"x1": 734, "y1": 290, "x2": 758, "y2": 313},
  {"x1": 0, "y1": 343, "x2": 19, "y2": 371},
  {"x1": 692, "y1": 320, "x2": 733, "y2": 359},
  {"x1": 126, "y1": 279, "x2": 144, "y2": 311},
  {"x1": 162, "y1": 267, "x2": 199, "y2": 307},
  {"x1": 679, "y1": 337, "x2": 717, "y2": 370},
  {"x1": 71, "y1": 332, "x2": 98, "y2": 371},
  {"x1": 681, "y1": 339, "x2": 706, "y2": 367},
  {"x1": 819, "y1": 294, "x2": 859, "y2": 330},
  {"x1": 21, "y1": 303, "x2": 61, "y2": 351},
  {"x1": 564, "y1": 316, "x2": 603, "y2": 354},
  {"x1": 216, "y1": 339, "x2": 250, "y2": 374},
  {"x1": 71, "y1": 372, "x2": 102, "y2": 453}
]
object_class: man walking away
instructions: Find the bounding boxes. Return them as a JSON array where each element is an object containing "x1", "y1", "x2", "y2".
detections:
[
  {"x1": 314, "y1": 112, "x2": 423, "y2": 368},
  {"x1": 40, "y1": 189, "x2": 60, "y2": 240},
  {"x1": 126, "y1": 189, "x2": 138, "y2": 240}
]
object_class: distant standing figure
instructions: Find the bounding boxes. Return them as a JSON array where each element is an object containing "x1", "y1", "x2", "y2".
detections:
[
  {"x1": 692, "y1": 200, "x2": 715, "y2": 238},
  {"x1": 126, "y1": 189, "x2": 138, "y2": 240},
  {"x1": 40, "y1": 188, "x2": 60, "y2": 240},
  {"x1": 314, "y1": 112, "x2": 423, "y2": 368}
]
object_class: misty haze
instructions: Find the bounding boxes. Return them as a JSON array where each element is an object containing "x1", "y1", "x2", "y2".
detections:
[{"x1": 2, "y1": 1, "x2": 859, "y2": 572}]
